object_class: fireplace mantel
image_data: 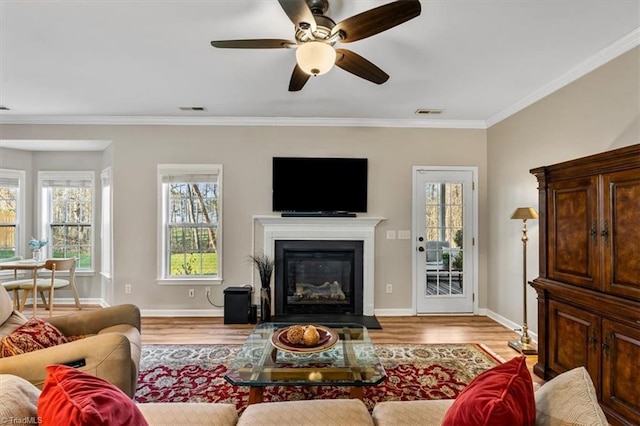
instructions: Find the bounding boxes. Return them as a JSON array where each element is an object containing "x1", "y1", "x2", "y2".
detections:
[{"x1": 255, "y1": 215, "x2": 384, "y2": 316}]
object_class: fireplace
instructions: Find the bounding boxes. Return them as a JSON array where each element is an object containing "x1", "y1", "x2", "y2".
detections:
[
  {"x1": 256, "y1": 216, "x2": 383, "y2": 316},
  {"x1": 274, "y1": 240, "x2": 364, "y2": 315}
]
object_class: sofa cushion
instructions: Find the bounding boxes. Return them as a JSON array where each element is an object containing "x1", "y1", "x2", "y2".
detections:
[
  {"x1": 535, "y1": 366, "x2": 607, "y2": 425},
  {"x1": 38, "y1": 364, "x2": 148, "y2": 426},
  {"x1": 136, "y1": 402, "x2": 238, "y2": 426},
  {"x1": 0, "y1": 375, "x2": 41, "y2": 426},
  {"x1": 0, "y1": 311, "x2": 28, "y2": 337},
  {"x1": 441, "y1": 356, "x2": 535, "y2": 426},
  {"x1": 0, "y1": 285, "x2": 20, "y2": 328},
  {"x1": 238, "y1": 399, "x2": 373, "y2": 426},
  {"x1": 372, "y1": 399, "x2": 455, "y2": 426},
  {"x1": 0, "y1": 317, "x2": 68, "y2": 357}
]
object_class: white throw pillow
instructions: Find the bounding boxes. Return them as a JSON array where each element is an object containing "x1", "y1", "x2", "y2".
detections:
[
  {"x1": 535, "y1": 366, "x2": 608, "y2": 426},
  {"x1": 0, "y1": 375, "x2": 41, "y2": 426}
]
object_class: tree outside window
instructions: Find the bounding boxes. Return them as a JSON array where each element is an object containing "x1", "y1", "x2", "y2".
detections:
[
  {"x1": 159, "y1": 165, "x2": 222, "y2": 282},
  {"x1": 0, "y1": 170, "x2": 24, "y2": 259},
  {"x1": 39, "y1": 171, "x2": 94, "y2": 270}
]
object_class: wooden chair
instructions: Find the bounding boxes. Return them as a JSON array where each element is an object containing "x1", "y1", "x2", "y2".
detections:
[{"x1": 16, "y1": 258, "x2": 81, "y2": 316}]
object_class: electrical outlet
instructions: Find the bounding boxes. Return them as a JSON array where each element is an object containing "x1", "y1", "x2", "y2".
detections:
[
  {"x1": 386, "y1": 284, "x2": 393, "y2": 294},
  {"x1": 188, "y1": 288, "x2": 195, "y2": 298},
  {"x1": 124, "y1": 284, "x2": 132, "y2": 294},
  {"x1": 205, "y1": 287, "x2": 211, "y2": 297}
]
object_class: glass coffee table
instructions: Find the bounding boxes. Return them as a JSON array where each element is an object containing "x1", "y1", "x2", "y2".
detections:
[{"x1": 224, "y1": 322, "x2": 386, "y2": 404}]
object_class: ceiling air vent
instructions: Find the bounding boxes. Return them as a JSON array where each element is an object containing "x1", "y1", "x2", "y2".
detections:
[
  {"x1": 178, "y1": 106, "x2": 207, "y2": 111},
  {"x1": 415, "y1": 109, "x2": 443, "y2": 115}
]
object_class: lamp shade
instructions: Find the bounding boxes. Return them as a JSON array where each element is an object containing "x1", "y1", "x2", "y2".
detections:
[
  {"x1": 295, "y1": 41, "x2": 336, "y2": 76},
  {"x1": 510, "y1": 207, "x2": 539, "y2": 220}
]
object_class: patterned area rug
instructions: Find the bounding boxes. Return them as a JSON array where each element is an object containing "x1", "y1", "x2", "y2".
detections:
[{"x1": 135, "y1": 343, "x2": 502, "y2": 413}]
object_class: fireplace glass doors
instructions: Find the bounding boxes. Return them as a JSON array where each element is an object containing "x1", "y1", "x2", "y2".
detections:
[{"x1": 274, "y1": 240, "x2": 364, "y2": 315}]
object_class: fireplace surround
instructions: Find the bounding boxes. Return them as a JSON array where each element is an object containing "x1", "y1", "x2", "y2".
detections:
[{"x1": 255, "y1": 216, "x2": 384, "y2": 316}]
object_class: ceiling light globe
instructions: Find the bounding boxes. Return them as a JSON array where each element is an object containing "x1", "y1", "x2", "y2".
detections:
[{"x1": 296, "y1": 41, "x2": 336, "y2": 76}]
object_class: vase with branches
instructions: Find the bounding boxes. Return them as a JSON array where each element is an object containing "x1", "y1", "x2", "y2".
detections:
[{"x1": 249, "y1": 253, "x2": 274, "y2": 322}]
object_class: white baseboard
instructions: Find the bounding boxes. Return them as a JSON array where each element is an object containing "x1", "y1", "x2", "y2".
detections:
[
  {"x1": 20, "y1": 297, "x2": 110, "y2": 308},
  {"x1": 140, "y1": 308, "x2": 224, "y2": 317},
  {"x1": 373, "y1": 308, "x2": 415, "y2": 316},
  {"x1": 34, "y1": 297, "x2": 536, "y2": 339},
  {"x1": 485, "y1": 309, "x2": 538, "y2": 343}
]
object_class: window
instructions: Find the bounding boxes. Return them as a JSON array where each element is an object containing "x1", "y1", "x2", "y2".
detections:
[
  {"x1": 158, "y1": 164, "x2": 222, "y2": 284},
  {"x1": 38, "y1": 171, "x2": 94, "y2": 271},
  {"x1": 0, "y1": 169, "x2": 25, "y2": 260}
]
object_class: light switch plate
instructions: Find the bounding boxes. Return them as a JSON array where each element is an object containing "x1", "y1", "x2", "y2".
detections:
[
  {"x1": 398, "y1": 230, "x2": 411, "y2": 239},
  {"x1": 386, "y1": 230, "x2": 397, "y2": 239}
]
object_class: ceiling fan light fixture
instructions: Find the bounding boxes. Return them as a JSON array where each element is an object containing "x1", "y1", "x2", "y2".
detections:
[{"x1": 296, "y1": 41, "x2": 336, "y2": 76}]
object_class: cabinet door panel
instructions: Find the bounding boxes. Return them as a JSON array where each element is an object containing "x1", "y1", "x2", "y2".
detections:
[
  {"x1": 601, "y1": 320, "x2": 640, "y2": 425},
  {"x1": 548, "y1": 300, "x2": 600, "y2": 390},
  {"x1": 548, "y1": 177, "x2": 600, "y2": 288},
  {"x1": 603, "y1": 169, "x2": 640, "y2": 301}
]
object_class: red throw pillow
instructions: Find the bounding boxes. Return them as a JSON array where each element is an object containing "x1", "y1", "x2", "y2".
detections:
[
  {"x1": 0, "y1": 317, "x2": 68, "y2": 357},
  {"x1": 38, "y1": 365, "x2": 148, "y2": 426},
  {"x1": 441, "y1": 356, "x2": 535, "y2": 426}
]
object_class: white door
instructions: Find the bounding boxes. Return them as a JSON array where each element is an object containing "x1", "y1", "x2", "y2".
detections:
[{"x1": 413, "y1": 168, "x2": 476, "y2": 313}]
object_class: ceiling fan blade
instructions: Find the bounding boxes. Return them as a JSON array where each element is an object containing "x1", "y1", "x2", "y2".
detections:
[
  {"x1": 335, "y1": 49, "x2": 389, "y2": 84},
  {"x1": 289, "y1": 63, "x2": 311, "y2": 91},
  {"x1": 331, "y1": 0, "x2": 421, "y2": 43},
  {"x1": 210, "y1": 39, "x2": 296, "y2": 49},
  {"x1": 278, "y1": 0, "x2": 316, "y2": 32}
]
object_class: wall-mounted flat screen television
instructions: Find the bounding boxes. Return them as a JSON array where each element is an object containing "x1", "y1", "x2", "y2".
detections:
[{"x1": 272, "y1": 157, "x2": 368, "y2": 213}]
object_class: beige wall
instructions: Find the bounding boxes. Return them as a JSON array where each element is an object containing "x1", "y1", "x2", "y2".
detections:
[
  {"x1": 487, "y1": 47, "x2": 640, "y2": 334},
  {"x1": 0, "y1": 46, "x2": 637, "y2": 326},
  {"x1": 0, "y1": 125, "x2": 487, "y2": 313}
]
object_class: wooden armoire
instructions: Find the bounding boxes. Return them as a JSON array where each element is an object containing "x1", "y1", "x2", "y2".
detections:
[{"x1": 530, "y1": 144, "x2": 640, "y2": 426}]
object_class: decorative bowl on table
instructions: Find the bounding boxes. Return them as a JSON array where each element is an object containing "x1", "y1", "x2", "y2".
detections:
[{"x1": 271, "y1": 324, "x2": 339, "y2": 354}]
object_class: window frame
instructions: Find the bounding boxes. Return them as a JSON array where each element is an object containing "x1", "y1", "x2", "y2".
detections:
[
  {"x1": 38, "y1": 170, "x2": 95, "y2": 274},
  {"x1": 0, "y1": 169, "x2": 26, "y2": 261},
  {"x1": 157, "y1": 164, "x2": 223, "y2": 286},
  {"x1": 100, "y1": 167, "x2": 112, "y2": 279}
]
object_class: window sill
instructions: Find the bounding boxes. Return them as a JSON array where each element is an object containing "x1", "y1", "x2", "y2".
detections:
[{"x1": 157, "y1": 278, "x2": 223, "y2": 286}]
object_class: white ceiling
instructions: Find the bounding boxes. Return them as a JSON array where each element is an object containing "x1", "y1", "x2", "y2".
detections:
[{"x1": 0, "y1": 0, "x2": 638, "y2": 129}]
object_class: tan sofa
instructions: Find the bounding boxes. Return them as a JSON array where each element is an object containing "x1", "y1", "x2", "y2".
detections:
[
  {"x1": 0, "y1": 284, "x2": 141, "y2": 398},
  {"x1": 143, "y1": 364, "x2": 608, "y2": 425},
  {"x1": 1, "y1": 363, "x2": 608, "y2": 426}
]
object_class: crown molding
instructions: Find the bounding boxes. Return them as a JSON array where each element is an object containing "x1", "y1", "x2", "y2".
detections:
[
  {"x1": 0, "y1": 114, "x2": 487, "y2": 129},
  {"x1": 486, "y1": 27, "x2": 640, "y2": 128}
]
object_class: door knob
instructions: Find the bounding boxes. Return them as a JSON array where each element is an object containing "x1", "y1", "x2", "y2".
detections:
[{"x1": 418, "y1": 247, "x2": 425, "y2": 252}]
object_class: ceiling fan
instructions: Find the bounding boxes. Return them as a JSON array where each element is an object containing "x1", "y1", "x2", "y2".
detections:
[{"x1": 211, "y1": 0, "x2": 421, "y2": 91}]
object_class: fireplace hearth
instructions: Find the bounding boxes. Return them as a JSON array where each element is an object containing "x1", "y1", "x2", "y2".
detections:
[{"x1": 274, "y1": 240, "x2": 364, "y2": 316}]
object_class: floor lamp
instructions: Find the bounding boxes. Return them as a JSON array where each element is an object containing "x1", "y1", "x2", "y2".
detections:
[{"x1": 509, "y1": 207, "x2": 538, "y2": 355}]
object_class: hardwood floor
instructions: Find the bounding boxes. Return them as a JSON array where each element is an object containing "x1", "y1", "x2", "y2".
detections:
[
  {"x1": 141, "y1": 315, "x2": 543, "y2": 384},
  {"x1": 23, "y1": 304, "x2": 544, "y2": 385}
]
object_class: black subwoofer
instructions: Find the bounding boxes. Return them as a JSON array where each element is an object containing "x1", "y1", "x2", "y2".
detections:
[{"x1": 223, "y1": 286, "x2": 252, "y2": 324}]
